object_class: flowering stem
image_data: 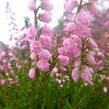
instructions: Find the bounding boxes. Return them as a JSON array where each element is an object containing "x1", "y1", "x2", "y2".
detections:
[{"x1": 77, "y1": 0, "x2": 83, "y2": 13}]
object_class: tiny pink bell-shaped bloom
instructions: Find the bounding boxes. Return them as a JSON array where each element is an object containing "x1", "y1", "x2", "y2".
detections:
[
  {"x1": 52, "y1": 67, "x2": 58, "y2": 73},
  {"x1": 37, "y1": 60, "x2": 49, "y2": 72},
  {"x1": 39, "y1": 49, "x2": 51, "y2": 62},
  {"x1": 39, "y1": 13, "x2": 52, "y2": 23},
  {"x1": 86, "y1": 51, "x2": 96, "y2": 65},
  {"x1": 30, "y1": 52, "x2": 37, "y2": 60},
  {"x1": 28, "y1": 69, "x2": 36, "y2": 79},
  {"x1": 58, "y1": 55, "x2": 69, "y2": 66},
  {"x1": 72, "y1": 68, "x2": 79, "y2": 82},
  {"x1": 39, "y1": 35, "x2": 52, "y2": 47}
]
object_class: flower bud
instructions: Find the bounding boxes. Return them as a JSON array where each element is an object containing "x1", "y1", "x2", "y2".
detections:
[{"x1": 28, "y1": 69, "x2": 36, "y2": 79}]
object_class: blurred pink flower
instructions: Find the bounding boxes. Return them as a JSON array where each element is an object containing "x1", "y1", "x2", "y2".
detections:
[
  {"x1": 64, "y1": 0, "x2": 78, "y2": 13},
  {"x1": 26, "y1": 26, "x2": 37, "y2": 41},
  {"x1": 28, "y1": 0, "x2": 36, "y2": 11},
  {"x1": 30, "y1": 41, "x2": 42, "y2": 54},
  {"x1": 28, "y1": 69, "x2": 36, "y2": 79},
  {"x1": 39, "y1": 49, "x2": 51, "y2": 62},
  {"x1": 76, "y1": 11, "x2": 92, "y2": 25},
  {"x1": 39, "y1": 35, "x2": 52, "y2": 47},
  {"x1": 58, "y1": 55, "x2": 69, "y2": 66},
  {"x1": 72, "y1": 68, "x2": 79, "y2": 82},
  {"x1": 86, "y1": 51, "x2": 96, "y2": 65},
  {"x1": 52, "y1": 67, "x2": 58, "y2": 73},
  {"x1": 37, "y1": 60, "x2": 49, "y2": 71},
  {"x1": 87, "y1": 38, "x2": 98, "y2": 49},
  {"x1": 63, "y1": 38, "x2": 81, "y2": 58},
  {"x1": 30, "y1": 52, "x2": 37, "y2": 60},
  {"x1": 41, "y1": 25, "x2": 54, "y2": 36},
  {"x1": 41, "y1": 0, "x2": 53, "y2": 11},
  {"x1": 39, "y1": 13, "x2": 52, "y2": 23},
  {"x1": 81, "y1": 66, "x2": 93, "y2": 85},
  {"x1": 74, "y1": 58, "x2": 81, "y2": 67}
]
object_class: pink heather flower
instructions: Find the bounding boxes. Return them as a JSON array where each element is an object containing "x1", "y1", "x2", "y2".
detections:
[
  {"x1": 64, "y1": 22, "x2": 74, "y2": 32},
  {"x1": 86, "y1": 38, "x2": 98, "y2": 49},
  {"x1": 58, "y1": 55, "x2": 69, "y2": 66},
  {"x1": 58, "y1": 47, "x2": 66, "y2": 55},
  {"x1": 0, "y1": 65, "x2": 4, "y2": 71},
  {"x1": 97, "y1": 52, "x2": 105, "y2": 60},
  {"x1": 28, "y1": 0, "x2": 36, "y2": 11},
  {"x1": 72, "y1": 22, "x2": 91, "y2": 38},
  {"x1": 39, "y1": 13, "x2": 52, "y2": 23},
  {"x1": 52, "y1": 67, "x2": 58, "y2": 73},
  {"x1": 86, "y1": 51, "x2": 96, "y2": 65},
  {"x1": 26, "y1": 26, "x2": 37, "y2": 41},
  {"x1": 37, "y1": 60, "x2": 49, "y2": 72},
  {"x1": 63, "y1": 38, "x2": 81, "y2": 58},
  {"x1": 72, "y1": 68, "x2": 79, "y2": 82},
  {"x1": 2, "y1": 58, "x2": 8, "y2": 64},
  {"x1": 41, "y1": 0, "x2": 53, "y2": 11},
  {"x1": 41, "y1": 25, "x2": 54, "y2": 36},
  {"x1": 30, "y1": 52, "x2": 37, "y2": 60},
  {"x1": 64, "y1": 0, "x2": 78, "y2": 13},
  {"x1": 22, "y1": 45, "x2": 28, "y2": 50},
  {"x1": 28, "y1": 69, "x2": 36, "y2": 79},
  {"x1": 30, "y1": 41, "x2": 42, "y2": 54},
  {"x1": 96, "y1": 60, "x2": 104, "y2": 70},
  {"x1": 103, "y1": 87, "x2": 108, "y2": 93},
  {"x1": 39, "y1": 35, "x2": 52, "y2": 47},
  {"x1": 74, "y1": 58, "x2": 81, "y2": 67},
  {"x1": 81, "y1": 66, "x2": 93, "y2": 85},
  {"x1": 60, "y1": 66, "x2": 67, "y2": 71},
  {"x1": 0, "y1": 80, "x2": 5, "y2": 85},
  {"x1": 89, "y1": 67, "x2": 94, "y2": 74},
  {"x1": 88, "y1": 4, "x2": 98, "y2": 15},
  {"x1": 39, "y1": 49, "x2": 51, "y2": 61},
  {"x1": 7, "y1": 78, "x2": 14, "y2": 85},
  {"x1": 71, "y1": 35, "x2": 82, "y2": 48},
  {"x1": 0, "y1": 51, "x2": 6, "y2": 57},
  {"x1": 76, "y1": 11, "x2": 92, "y2": 25}
]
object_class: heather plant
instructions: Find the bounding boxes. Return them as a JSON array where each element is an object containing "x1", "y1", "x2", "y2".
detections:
[{"x1": 0, "y1": 0, "x2": 109, "y2": 109}]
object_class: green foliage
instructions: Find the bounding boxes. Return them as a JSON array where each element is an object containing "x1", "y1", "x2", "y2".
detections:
[{"x1": 0, "y1": 68, "x2": 109, "y2": 109}]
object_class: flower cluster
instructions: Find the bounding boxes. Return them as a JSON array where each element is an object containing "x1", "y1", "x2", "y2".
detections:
[{"x1": 0, "y1": 0, "x2": 109, "y2": 89}]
